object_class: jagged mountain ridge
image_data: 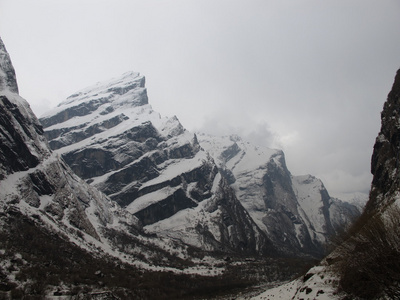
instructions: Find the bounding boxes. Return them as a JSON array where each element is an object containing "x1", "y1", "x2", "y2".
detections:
[
  {"x1": 40, "y1": 71, "x2": 360, "y2": 258},
  {"x1": 39, "y1": 71, "x2": 275, "y2": 256}
]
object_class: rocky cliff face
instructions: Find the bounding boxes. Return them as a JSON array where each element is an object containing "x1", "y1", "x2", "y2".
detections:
[
  {"x1": 0, "y1": 36, "x2": 138, "y2": 247},
  {"x1": 0, "y1": 38, "x2": 18, "y2": 94},
  {"x1": 0, "y1": 40, "x2": 49, "y2": 178},
  {"x1": 199, "y1": 134, "x2": 360, "y2": 257},
  {"x1": 368, "y1": 69, "x2": 400, "y2": 213}
]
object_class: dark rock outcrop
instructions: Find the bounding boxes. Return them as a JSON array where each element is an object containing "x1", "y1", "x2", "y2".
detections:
[
  {"x1": 0, "y1": 38, "x2": 50, "y2": 178},
  {"x1": 0, "y1": 37, "x2": 18, "y2": 93},
  {"x1": 369, "y1": 69, "x2": 400, "y2": 213}
]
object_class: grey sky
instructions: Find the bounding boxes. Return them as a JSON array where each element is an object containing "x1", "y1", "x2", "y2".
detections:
[{"x1": 1, "y1": 0, "x2": 400, "y2": 198}]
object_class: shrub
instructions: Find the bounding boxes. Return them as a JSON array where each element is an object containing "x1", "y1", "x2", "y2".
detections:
[{"x1": 337, "y1": 205, "x2": 400, "y2": 299}]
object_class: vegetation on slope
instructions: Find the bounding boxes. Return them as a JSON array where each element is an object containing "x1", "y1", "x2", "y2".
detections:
[
  {"x1": 0, "y1": 208, "x2": 314, "y2": 299},
  {"x1": 335, "y1": 206, "x2": 400, "y2": 299}
]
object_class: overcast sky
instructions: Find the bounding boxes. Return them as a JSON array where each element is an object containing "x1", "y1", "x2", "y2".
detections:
[{"x1": 1, "y1": 0, "x2": 400, "y2": 199}]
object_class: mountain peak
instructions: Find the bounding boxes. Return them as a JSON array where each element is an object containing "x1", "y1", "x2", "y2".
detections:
[
  {"x1": 0, "y1": 37, "x2": 19, "y2": 94},
  {"x1": 59, "y1": 71, "x2": 147, "y2": 108},
  {"x1": 40, "y1": 71, "x2": 149, "y2": 128}
]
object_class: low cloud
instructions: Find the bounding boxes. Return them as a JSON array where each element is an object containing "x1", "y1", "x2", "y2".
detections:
[
  {"x1": 319, "y1": 169, "x2": 372, "y2": 198},
  {"x1": 196, "y1": 114, "x2": 277, "y2": 149}
]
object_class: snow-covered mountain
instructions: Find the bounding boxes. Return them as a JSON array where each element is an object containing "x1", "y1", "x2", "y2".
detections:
[
  {"x1": 198, "y1": 133, "x2": 360, "y2": 256},
  {"x1": 40, "y1": 71, "x2": 360, "y2": 258},
  {"x1": 39, "y1": 71, "x2": 274, "y2": 256}
]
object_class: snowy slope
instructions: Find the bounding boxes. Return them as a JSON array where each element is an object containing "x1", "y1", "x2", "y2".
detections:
[{"x1": 250, "y1": 264, "x2": 343, "y2": 300}]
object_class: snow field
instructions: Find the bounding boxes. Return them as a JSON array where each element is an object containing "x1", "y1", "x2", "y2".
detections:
[{"x1": 250, "y1": 265, "x2": 342, "y2": 300}]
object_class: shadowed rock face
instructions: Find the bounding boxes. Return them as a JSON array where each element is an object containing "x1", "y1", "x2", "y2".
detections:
[
  {"x1": 0, "y1": 95, "x2": 41, "y2": 176},
  {"x1": 45, "y1": 113, "x2": 130, "y2": 150},
  {"x1": 135, "y1": 188, "x2": 197, "y2": 226},
  {"x1": 0, "y1": 37, "x2": 18, "y2": 94},
  {"x1": 0, "y1": 37, "x2": 119, "y2": 241},
  {"x1": 369, "y1": 69, "x2": 400, "y2": 213},
  {"x1": 0, "y1": 38, "x2": 50, "y2": 178}
]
